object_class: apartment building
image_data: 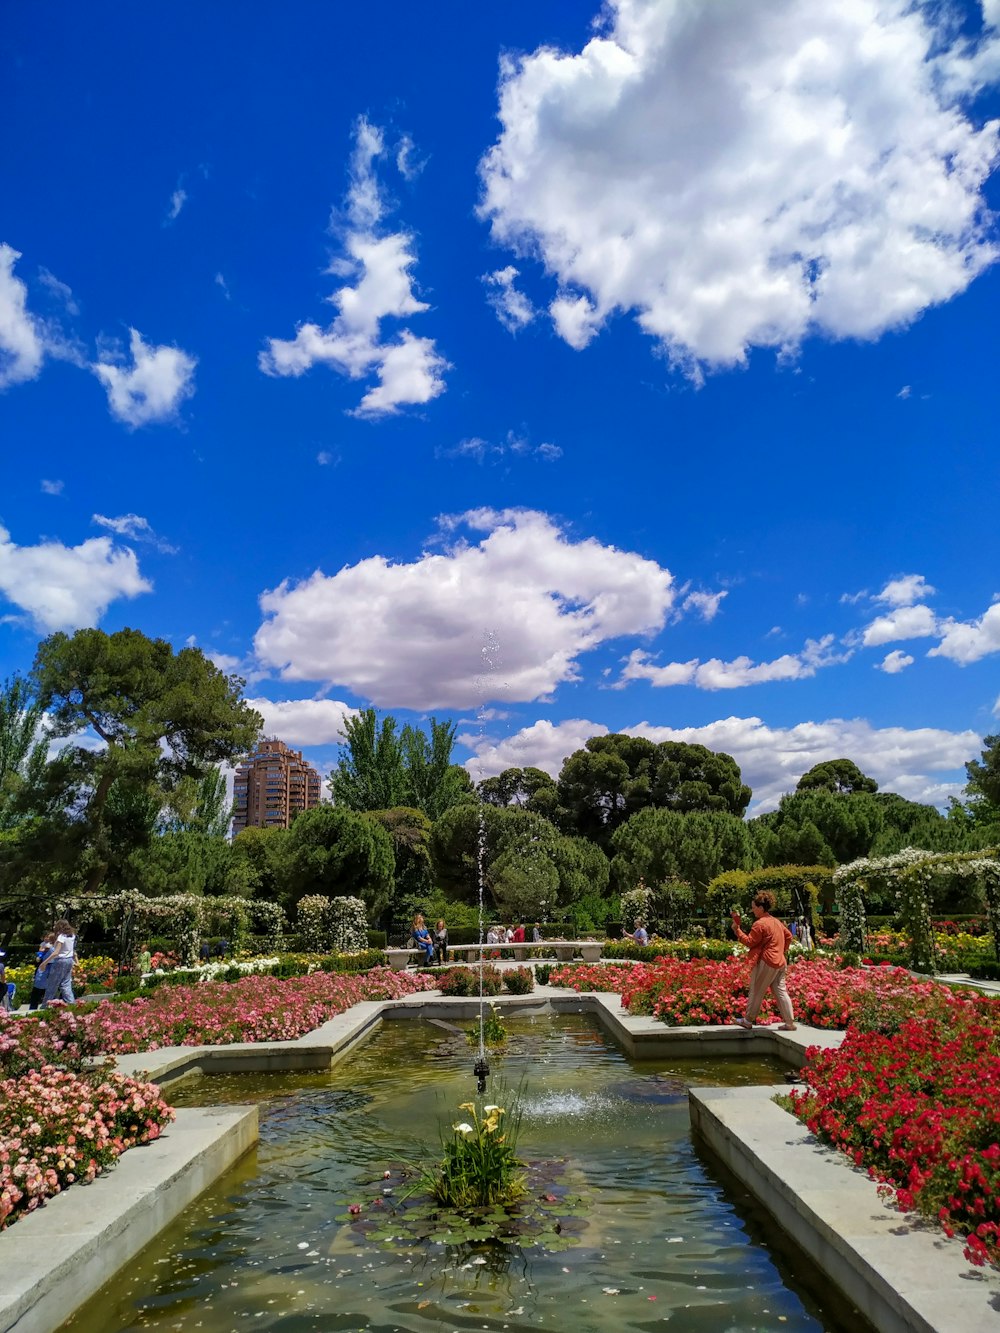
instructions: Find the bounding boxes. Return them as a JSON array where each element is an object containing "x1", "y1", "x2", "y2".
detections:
[{"x1": 231, "y1": 738, "x2": 322, "y2": 834}]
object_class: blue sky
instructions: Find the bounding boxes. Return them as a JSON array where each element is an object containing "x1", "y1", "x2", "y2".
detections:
[{"x1": 2, "y1": 0, "x2": 999, "y2": 811}]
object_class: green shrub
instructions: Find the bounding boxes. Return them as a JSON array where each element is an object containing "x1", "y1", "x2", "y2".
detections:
[
  {"x1": 503, "y1": 966, "x2": 535, "y2": 995},
  {"x1": 534, "y1": 964, "x2": 553, "y2": 985},
  {"x1": 317, "y1": 948, "x2": 388, "y2": 974},
  {"x1": 437, "y1": 965, "x2": 503, "y2": 997}
]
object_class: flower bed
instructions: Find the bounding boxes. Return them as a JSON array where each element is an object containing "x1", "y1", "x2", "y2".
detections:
[
  {"x1": 0, "y1": 1065, "x2": 175, "y2": 1229},
  {"x1": 549, "y1": 957, "x2": 937, "y2": 1029},
  {"x1": 0, "y1": 967, "x2": 435, "y2": 1065},
  {"x1": 787, "y1": 992, "x2": 1000, "y2": 1270}
]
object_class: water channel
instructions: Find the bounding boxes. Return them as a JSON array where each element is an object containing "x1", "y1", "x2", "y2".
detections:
[{"x1": 62, "y1": 1013, "x2": 867, "y2": 1333}]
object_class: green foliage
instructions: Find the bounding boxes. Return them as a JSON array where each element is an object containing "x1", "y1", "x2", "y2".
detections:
[
  {"x1": 602, "y1": 938, "x2": 736, "y2": 962},
  {"x1": 797, "y1": 758, "x2": 878, "y2": 794},
  {"x1": 329, "y1": 710, "x2": 473, "y2": 820},
  {"x1": 285, "y1": 804, "x2": 394, "y2": 920},
  {"x1": 226, "y1": 824, "x2": 289, "y2": 899},
  {"x1": 467, "y1": 1003, "x2": 507, "y2": 1046},
  {"x1": 0, "y1": 674, "x2": 46, "y2": 830},
  {"x1": 610, "y1": 806, "x2": 756, "y2": 893},
  {"x1": 705, "y1": 864, "x2": 829, "y2": 935},
  {"x1": 366, "y1": 806, "x2": 433, "y2": 902},
  {"x1": 27, "y1": 628, "x2": 261, "y2": 894},
  {"x1": 429, "y1": 1093, "x2": 526, "y2": 1209},
  {"x1": 436, "y1": 965, "x2": 503, "y2": 996},
  {"x1": 503, "y1": 965, "x2": 535, "y2": 994}
]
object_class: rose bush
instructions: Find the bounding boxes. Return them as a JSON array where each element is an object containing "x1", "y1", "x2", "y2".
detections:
[{"x1": 0, "y1": 1065, "x2": 175, "y2": 1230}]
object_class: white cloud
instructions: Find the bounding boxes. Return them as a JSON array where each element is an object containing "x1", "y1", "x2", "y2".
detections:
[
  {"x1": 874, "y1": 573, "x2": 936, "y2": 607},
  {"x1": 260, "y1": 118, "x2": 448, "y2": 417},
  {"x1": 897, "y1": 384, "x2": 912, "y2": 399},
  {"x1": 929, "y1": 601, "x2": 1000, "y2": 664},
  {"x1": 479, "y1": 1, "x2": 1000, "y2": 373},
  {"x1": 165, "y1": 188, "x2": 187, "y2": 223},
  {"x1": 92, "y1": 328, "x2": 197, "y2": 427},
  {"x1": 37, "y1": 267, "x2": 79, "y2": 315},
  {"x1": 681, "y1": 589, "x2": 726, "y2": 621},
  {"x1": 0, "y1": 523, "x2": 151, "y2": 632},
  {"x1": 483, "y1": 265, "x2": 536, "y2": 332},
  {"x1": 462, "y1": 713, "x2": 978, "y2": 812},
  {"x1": 877, "y1": 649, "x2": 914, "y2": 674},
  {"x1": 0, "y1": 244, "x2": 46, "y2": 388},
  {"x1": 619, "y1": 634, "x2": 848, "y2": 691},
  {"x1": 316, "y1": 450, "x2": 337, "y2": 466},
  {"x1": 254, "y1": 508, "x2": 676, "y2": 710},
  {"x1": 92, "y1": 512, "x2": 177, "y2": 554},
  {"x1": 214, "y1": 272, "x2": 231, "y2": 300},
  {"x1": 437, "y1": 429, "x2": 561, "y2": 464},
  {"x1": 861, "y1": 603, "x2": 938, "y2": 646},
  {"x1": 245, "y1": 696, "x2": 359, "y2": 746},
  {"x1": 40, "y1": 479, "x2": 63, "y2": 496}
]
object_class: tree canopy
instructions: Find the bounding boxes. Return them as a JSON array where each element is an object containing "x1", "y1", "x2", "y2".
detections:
[
  {"x1": 797, "y1": 758, "x2": 878, "y2": 794},
  {"x1": 329, "y1": 709, "x2": 473, "y2": 818}
]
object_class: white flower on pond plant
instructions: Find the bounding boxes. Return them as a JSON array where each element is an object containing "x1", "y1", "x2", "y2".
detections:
[{"x1": 453, "y1": 1122, "x2": 474, "y2": 1135}]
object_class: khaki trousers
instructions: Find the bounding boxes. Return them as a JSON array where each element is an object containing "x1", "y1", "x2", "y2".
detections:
[{"x1": 744, "y1": 962, "x2": 794, "y2": 1025}]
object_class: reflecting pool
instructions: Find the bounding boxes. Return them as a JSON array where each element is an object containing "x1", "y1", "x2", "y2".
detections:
[{"x1": 62, "y1": 1014, "x2": 866, "y2": 1333}]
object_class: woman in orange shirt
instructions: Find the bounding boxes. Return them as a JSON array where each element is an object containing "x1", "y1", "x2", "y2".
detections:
[{"x1": 730, "y1": 891, "x2": 797, "y2": 1031}]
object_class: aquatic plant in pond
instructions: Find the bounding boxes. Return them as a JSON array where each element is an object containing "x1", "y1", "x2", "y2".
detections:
[
  {"x1": 431, "y1": 1094, "x2": 525, "y2": 1208},
  {"x1": 465, "y1": 1002, "x2": 506, "y2": 1048}
]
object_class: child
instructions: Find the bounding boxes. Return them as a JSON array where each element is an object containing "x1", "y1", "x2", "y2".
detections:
[
  {"x1": 433, "y1": 918, "x2": 449, "y2": 965},
  {"x1": 29, "y1": 933, "x2": 56, "y2": 1010}
]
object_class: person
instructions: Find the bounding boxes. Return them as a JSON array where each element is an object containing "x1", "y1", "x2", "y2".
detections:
[
  {"x1": 512, "y1": 922, "x2": 526, "y2": 944},
  {"x1": 799, "y1": 917, "x2": 813, "y2": 950},
  {"x1": 731, "y1": 892, "x2": 796, "y2": 1031},
  {"x1": 433, "y1": 918, "x2": 449, "y2": 965},
  {"x1": 38, "y1": 918, "x2": 77, "y2": 1007},
  {"x1": 0, "y1": 950, "x2": 10, "y2": 1012},
  {"x1": 532, "y1": 923, "x2": 542, "y2": 943},
  {"x1": 410, "y1": 913, "x2": 435, "y2": 965},
  {"x1": 633, "y1": 920, "x2": 649, "y2": 946},
  {"x1": 505, "y1": 925, "x2": 515, "y2": 944},
  {"x1": 138, "y1": 941, "x2": 153, "y2": 975},
  {"x1": 789, "y1": 919, "x2": 799, "y2": 939},
  {"x1": 29, "y1": 932, "x2": 57, "y2": 1009}
]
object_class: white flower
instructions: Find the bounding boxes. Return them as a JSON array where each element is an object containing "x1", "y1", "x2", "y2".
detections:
[
  {"x1": 453, "y1": 1122, "x2": 474, "y2": 1135},
  {"x1": 483, "y1": 1104, "x2": 502, "y2": 1114}
]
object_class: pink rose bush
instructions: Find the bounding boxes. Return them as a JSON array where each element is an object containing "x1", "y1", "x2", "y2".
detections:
[
  {"x1": 0, "y1": 967, "x2": 433, "y2": 1231},
  {"x1": 0, "y1": 1065, "x2": 175, "y2": 1229},
  {"x1": 1, "y1": 967, "x2": 435, "y2": 1066}
]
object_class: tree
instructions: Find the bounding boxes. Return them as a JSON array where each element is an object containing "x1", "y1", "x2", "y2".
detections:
[
  {"x1": 0, "y1": 674, "x2": 45, "y2": 826},
  {"x1": 478, "y1": 767, "x2": 559, "y2": 813},
  {"x1": 226, "y1": 825, "x2": 290, "y2": 899},
  {"x1": 30, "y1": 628, "x2": 262, "y2": 893},
  {"x1": 328, "y1": 710, "x2": 406, "y2": 811},
  {"x1": 797, "y1": 759, "x2": 878, "y2": 795},
  {"x1": 652, "y1": 741, "x2": 752, "y2": 816},
  {"x1": 609, "y1": 807, "x2": 757, "y2": 892},
  {"x1": 366, "y1": 806, "x2": 434, "y2": 903},
  {"x1": 285, "y1": 803, "x2": 394, "y2": 921},
  {"x1": 556, "y1": 734, "x2": 752, "y2": 845},
  {"x1": 400, "y1": 718, "x2": 473, "y2": 819},
  {"x1": 966, "y1": 735, "x2": 1000, "y2": 813}
]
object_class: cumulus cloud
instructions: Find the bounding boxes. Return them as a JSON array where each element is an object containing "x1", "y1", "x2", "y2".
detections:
[
  {"x1": 681, "y1": 589, "x2": 726, "y2": 621},
  {"x1": 260, "y1": 118, "x2": 448, "y2": 417},
  {"x1": 0, "y1": 523, "x2": 151, "y2": 632},
  {"x1": 877, "y1": 649, "x2": 915, "y2": 674},
  {"x1": 462, "y1": 714, "x2": 977, "y2": 812},
  {"x1": 861, "y1": 603, "x2": 938, "y2": 646},
  {"x1": 618, "y1": 635, "x2": 848, "y2": 691},
  {"x1": 254, "y1": 508, "x2": 676, "y2": 710},
  {"x1": 245, "y1": 696, "x2": 359, "y2": 746},
  {"x1": 929, "y1": 600, "x2": 1000, "y2": 664},
  {"x1": 40, "y1": 479, "x2": 63, "y2": 496},
  {"x1": 92, "y1": 513, "x2": 177, "y2": 554},
  {"x1": 874, "y1": 573, "x2": 936, "y2": 607},
  {"x1": 482, "y1": 265, "x2": 536, "y2": 332},
  {"x1": 0, "y1": 244, "x2": 46, "y2": 388},
  {"x1": 479, "y1": 0, "x2": 1000, "y2": 373},
  {"x1": 92, "y1": 328, "x2": 197, "y2": 427}
]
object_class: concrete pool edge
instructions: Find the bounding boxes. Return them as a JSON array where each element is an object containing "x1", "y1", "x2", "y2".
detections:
[
  {"x1": 689, "y1": 1084, "x2": 1000, "y2": 1333},
  {"x1": 0, "y1": 1104, "x2": 257, "y2": 1333}
]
